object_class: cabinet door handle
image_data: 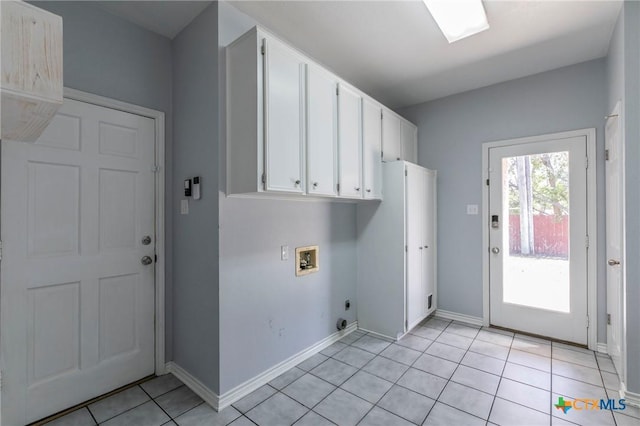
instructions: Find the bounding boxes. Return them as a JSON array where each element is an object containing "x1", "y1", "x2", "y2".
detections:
[
  {"x1": 313, "y1": 182, "x2": 319, "y2": 188},
  {"x1": 366, "y1": 188, "x2": 371, "y2": 193},
  {"x1": 355, "y1": 187, "x2": 360, "y2": 191},
  {"x1": 295, "y1": 179, "x2": 301, "y2": 186},
  {"x1": 424, "y1": 245, "x2": 429, "y2": 249},
  {"x1": 419, "y1": 247, "x2": 423, "y2": 250}
]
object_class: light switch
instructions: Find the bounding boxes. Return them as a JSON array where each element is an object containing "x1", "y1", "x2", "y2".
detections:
[
  {"x1": 467, "y1": 204, "x2": 478, "y2": 215},
  {"x1": 281, "y1": 245, "x2": 289, "y2": 261},
  {"x1": 181, "y1": 199, "x2": 189, "y2": 215}
]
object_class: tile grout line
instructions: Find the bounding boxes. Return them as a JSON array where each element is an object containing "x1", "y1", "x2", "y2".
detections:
[{"x1": 137, "y1": 383, "x2": 178, "y2": 425}]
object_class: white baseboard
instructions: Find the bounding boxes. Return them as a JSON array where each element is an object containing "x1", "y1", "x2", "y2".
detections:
[
  {"x1": 435, "y1": 309, "x2": 484, "y2": 327},
  {"x1": 357, "y1": 327, "x2": 396, "y2": 341},
  {"x1": 167, "y1": 321, "x2": 358, "y2": 411},
  {"x1": 621, "y1": 382, "x2": 640, "y2": 408},
  {"x1": 597, "y1": 343, "x2": 608, "y2": 354},
  {"x1": 217, "y1": 321, "x2": 358, "y2": 410},
  {"x1": 165, "y1": 361, "x2": 219, "y2": 409}
]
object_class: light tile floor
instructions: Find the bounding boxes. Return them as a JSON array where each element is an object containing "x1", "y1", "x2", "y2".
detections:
[{"x1": 44, "y1": 317, "x2": 640, "y2": 426}]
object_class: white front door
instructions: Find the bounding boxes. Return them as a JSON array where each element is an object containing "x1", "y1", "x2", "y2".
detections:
[
  {"x1": 488, "y1": 136, "x2": 588, "y2": 344},
  {"x1": 605, "y1": 103, "x2": 624, "y2": 375},
  {"x1": 1, "y1": 98, "x2": 156, "y2": 424}
]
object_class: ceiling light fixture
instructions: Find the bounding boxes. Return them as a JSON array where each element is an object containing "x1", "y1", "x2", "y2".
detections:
[{"x1": 423, "y1": 0, "x2": 490, "y2": 43}]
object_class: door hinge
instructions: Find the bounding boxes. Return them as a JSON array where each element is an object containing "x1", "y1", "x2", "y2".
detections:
[
  {"x1": 381, "y1": 111, "x2": 383, "y2": 119},
  {"x1": 607, "y1": 313, "x2": 611, "y2": 325},
  {"x1": 605, "y1": 149, "x2": 610, "y2": 161},
  {"x1": 405, "y1": 319, "x2": 408, "y2": 330},
  {"x1": 337, "y1": 183, "x2": 340, "y2": 192},
  {"x1": 154, "y1": 254, "x2": 158, "y2": 262},
  {"x1": 405, "y1": 169, "x2": 408, "y2": 176},
  {"x1": 381, "y1": 151, "x2": 384, "y2": 159},
  {"x1": 587, "y1": 315, "x2": 590, "y2": 328},
  {"x1": 261, "y1": 44, "x2": 265, "y2": 55},
  {"x1": 486, "y1": 179, "x2": 490, "y2": 186},
  {"x1": 0, "y1": 240, "x2": 3, "y2": 261},
  {"x1": 585, "y1": 156, "x2": 589, "y2": 169},
  {"x1": 586, "y1": 235, "x2": 589, "y2": 248},
  {"x1": 336, "y1": 86, "x2": 339, "y2": 96},
  {"x1": 261, "y1": 173, "x2": 266, "y2": 184}
]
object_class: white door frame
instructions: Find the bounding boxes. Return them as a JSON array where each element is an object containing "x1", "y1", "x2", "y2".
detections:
[
  {"x1": 481, "y1": 128, "x2": 597, "y2": 350},
  {"x1": 61, "y1": 88, "x2": 166, "y2": 374}
]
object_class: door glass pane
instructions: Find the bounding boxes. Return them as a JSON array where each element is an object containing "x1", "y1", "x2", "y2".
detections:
[{"x1": 502, "y1": 151, "x2": 570, "y2": 312}]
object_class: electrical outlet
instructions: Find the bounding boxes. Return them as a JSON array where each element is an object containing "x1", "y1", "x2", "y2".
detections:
[
  {"x1": 345, "y1": 300, "x2": 351, "y2": 310},
  {"x1": 281, "y1": 245, "x2": 289, "y2": 261}
]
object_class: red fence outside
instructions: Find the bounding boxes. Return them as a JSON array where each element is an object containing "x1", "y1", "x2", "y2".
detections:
[{"x1": 509, "y1": 215, "x2": 569, "y2": 259}]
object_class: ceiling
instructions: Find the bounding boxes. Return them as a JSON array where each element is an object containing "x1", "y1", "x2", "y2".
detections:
[{"x1": 95, "y1": 0, "x2": 622, "y2": 108}]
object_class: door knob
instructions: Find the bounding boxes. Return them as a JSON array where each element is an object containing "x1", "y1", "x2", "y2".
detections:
[
  {"x1": 491, "y1": 247, "x2": 500, "y2": 254},
  {"x1": 141, "y1": 256, "x2": 153, "y2": 266},
  {"x1": 608, "y1": 259, "x2": 621, "y2": 266},
  {"x1": 142, "y1": 236, "x2": 152, "y2": 245}
]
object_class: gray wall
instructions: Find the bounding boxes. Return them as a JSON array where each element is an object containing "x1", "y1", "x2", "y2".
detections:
[
  {"x1": 608, "y1": 1, "x2": 640, "y2": 396},
  {"x1": 217, "y1": 1, "x2": 357, "y2": 394},
  {"x1": 399, "y1": 59, "x2": 608, "y2": 340},
  {"x1": 622, "y1": 1, "x2": 640, "y2": 398},
  {"x1": 29, "y1": 1, "x2": 175, "y2": 360},
  {"x1": 171, "y1": 3, "x2": 220, "y2": 392}
]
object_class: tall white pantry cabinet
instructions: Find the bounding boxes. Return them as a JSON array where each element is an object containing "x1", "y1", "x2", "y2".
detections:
[{"x1": 357, "y1": 161, "x2": 437, "y2": 339}]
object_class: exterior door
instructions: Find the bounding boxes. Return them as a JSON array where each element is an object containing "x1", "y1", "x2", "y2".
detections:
[
  {"x1": 263, "y1": 37, "x2": 306, "y2": 193},
  {"x1": 489, "y1": 136, "x2": 588, "y2": 344},
  {"x1": 1, "y1": 98, "x2": 156, "y2": 424},
  {"x1": 406, "y1": 164, "x2": 426, "y2": 330},
  {"x1": 605, "y1": 104, "x2": 624, "y2": 375}
]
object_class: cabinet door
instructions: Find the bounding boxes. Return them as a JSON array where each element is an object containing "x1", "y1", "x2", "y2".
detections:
[
  {"x1": 362, "y1": 98, "x2": 382, "y2": 199},
  {"x1": 382, "y1": 109, "x2": 402, "y2": 162},
  {"x1": 306, "y1": 66, "x2": 338, "y2": 196},
  {"x1": 401, "y1": 121, "x2": 418, "y2": 163},
  {"x1": 406, "y1": 165, "x2": 426, "y2": 330},
  {"x1": 263, "y1": 37, "x2": 305, "y2": 193},
  {"x1": 424, "y1": 169, "x2": 436, "y2": 312},
  {"x1": 337, "y1": 84, "x2": 362, "y2": 198}
]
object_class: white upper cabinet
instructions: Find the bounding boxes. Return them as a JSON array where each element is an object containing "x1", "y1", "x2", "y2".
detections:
[
  {"x1": 306, "y1": 65, "x2": 338, "y2": 197},
  {"x1": 401, "y1": 120, "x2": 418, "y2": 164},
  {"x1": 382, "y1": 108, "x2": 402, "y2": 162},
  {"x1": 337, "y1": 83, "x2": 362, "y2": 198},
  {"x1": 362, "y1": 98, "x2": 382, "y2": 199},
  {"x1": 1, "y1": 1, "x2": 63, "y2": 142},
  {"x1": 226, "y1": 27, "x2": 388, "y2": 200},
  {"x1": 263, "y1": 37, "x2": 306, "y2": 193}
]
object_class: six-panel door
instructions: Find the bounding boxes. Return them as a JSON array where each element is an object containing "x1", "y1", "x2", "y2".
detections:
[{"x1": 1, "y1": 99, "x2": 156, "y2": 425}]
